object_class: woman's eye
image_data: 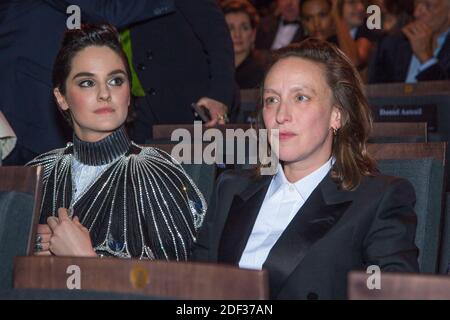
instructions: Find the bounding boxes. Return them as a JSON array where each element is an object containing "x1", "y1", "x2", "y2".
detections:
[
  {"x1": 296, "y1": 95, "x2": 309, "y2": 102},
  {"x1": 109, "y1": 77, "x2": 125, "y2": 86},
  {"x1": 264, "y1": 96, "x2": 279, "y2": 105},
  {"x1": 79, "y1": 79, "x2": 95, "y2": 88}
]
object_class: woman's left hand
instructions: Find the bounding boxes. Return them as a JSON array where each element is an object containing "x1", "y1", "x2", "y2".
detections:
[{"x1": 47, "y1": 208, "x2": 97, "y2": 257}]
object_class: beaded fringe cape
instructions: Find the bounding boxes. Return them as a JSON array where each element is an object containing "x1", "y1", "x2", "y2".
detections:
[{"x1": 27, "y1": 132, "x2": 206, "y2": 260}]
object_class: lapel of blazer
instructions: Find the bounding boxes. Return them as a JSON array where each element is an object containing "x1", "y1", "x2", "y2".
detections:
[
  {"x1": 398, "y1": 36, "x2": 413, "y2": 81},
  {"x1": 218, "y1": 175, "x2": 272, "y2": 264},
  {"x1": 265, "y1": 15, "x2": 281, "y2": 48},
  {"x1": 438, "y1": 32, "x2": 450, "y2": 61},
  {"x1": 263, "y1": 173, "x2": 354, "y2": 298},
  {"x1": 292, "y1": 24, "x2": 306, "y2": 44}
]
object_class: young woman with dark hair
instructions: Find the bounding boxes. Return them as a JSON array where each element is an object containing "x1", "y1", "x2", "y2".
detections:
[{"x1": 29, "y1": 24, "x2": 206, "y2": 260}]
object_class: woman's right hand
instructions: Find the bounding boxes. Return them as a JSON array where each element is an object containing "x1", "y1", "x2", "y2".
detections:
[
  {"x1": 35, "y1": 223, "x2": 53, "y2": 256},
  {"x1": 47, "y1": 208, "x2": 97, "y2": 257}
]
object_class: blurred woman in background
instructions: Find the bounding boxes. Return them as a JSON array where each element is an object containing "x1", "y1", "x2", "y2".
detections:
[
  {"x1": 301, "y1": 0, "x2": 375, "y2": 71},
  {"x1": 222, "y1": 0, "x2": 267, "y2": 89}
]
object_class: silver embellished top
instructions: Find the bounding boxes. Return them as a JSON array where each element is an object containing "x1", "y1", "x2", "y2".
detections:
[
  {"x1": 71, "y1": 158, "x2": 111, "y2": 204},
  {"x1": 27, "y1": 126, "x2": 207, "y2": 260}
]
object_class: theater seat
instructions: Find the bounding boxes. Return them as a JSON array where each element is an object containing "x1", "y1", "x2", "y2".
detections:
[
  {"x1": 144, "y1": 144, "x2": 218, "y2": 203},
  {"x1": 181, "y1": 163, "x2": 216, "y2": 204},
  {"x1": 368, "y1": 136, "x2": 426, "y2": 144},
  {"x1": 0, "y1": 288, "x2": 163, "y2": 300},
  {"x1": 348, "y1": 271, "x2": 450, "y2": 300},
  {"x1": 0, "y1": 191, "x2": 35, "y2": 289},
  {"x1": 378, "y1": 158, "x2": 445, "y2": 273},
  {"x1": 438, "y1": 192, "x2": 450, "y2": 274}
]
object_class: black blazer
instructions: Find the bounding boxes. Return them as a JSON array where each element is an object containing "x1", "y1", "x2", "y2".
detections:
[
  {"x1": 369, "y1": 31, "x2": 450, "y2": 83},
  {"x1": 129, "y1": 0, "x2": 235, "y2": 142},
  {"x1": 0, "y1": 0, "x2": 174, "y2": 156},
  {"x1": 193, "y1": 169, "x2": 419, "y2": 300},
  {"x1": 255, "y1": 15, "x2": 306, "y2": 51}
]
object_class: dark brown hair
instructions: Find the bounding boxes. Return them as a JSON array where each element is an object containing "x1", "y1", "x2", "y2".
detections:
[
  {"x1": 257, "y1": 38, "x2": 377, "y2": 190},
  {"x1": 52, "y1": 24, "x2": 131, "y2": 125},
  {"x1": 221, "y1": 0, "x2": 260, "y2": 29}
]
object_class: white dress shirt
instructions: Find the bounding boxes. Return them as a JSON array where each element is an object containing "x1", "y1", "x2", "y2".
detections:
[
  {"x1": 406, "y1": 28, "x2": 450, "y2": 83},
  {"x1": 271, "y1": 21, "x2": 300, "y2": 50},
  {"x1": 239, "y1": 158, "x2": 333, "y2": 270}
]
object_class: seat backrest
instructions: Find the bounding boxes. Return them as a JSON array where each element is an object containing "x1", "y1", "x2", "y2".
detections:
[
  {"x1": 237, "y1": 89, "x2": 259, "y2": 124},
  {"x1": 0, "y1": 167, "x2": 42, "y2": 290},
  {"x1": 368, "y1": 123, "x2": 427, "y2": 143},
  {"x1": 369, "y1": 143, "x2": 446, "y2": 272},
  {"x1": 368, "y1": 136, "x2": 426, "y2": 144},
  {"x1": 371, "y1": 122, "x2": 427, "y2": 140},
  {"x1": 144, "y1": 145, "x2": 217, "y2": 203},
  {"x1": 0, "y1": 288, "x2": 162, "y2": 300},
  {"x1": 368, "y1": 142, "x2": 446, "y2": 166},
  {"x1": 439, "y1": 192, "x2": 450, "y2": 274},
  {"x1": 378, "y1": 158, "x2": 444, "y2": 273},
  {"x1": 14, "y1": 256, "x2": 269, "y2": 300},
  {"x1": 181, "y1": 163, "x2": 217, "y2": 204},
  {"x1": 348, "y1": 271, "x2": 450, "y2": 299}
]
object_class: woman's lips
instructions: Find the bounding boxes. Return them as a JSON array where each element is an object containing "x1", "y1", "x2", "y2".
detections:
[
  {"x1": 94, "y1": 107, "x2": 114, "y2": 114},
  {"x1": 279, "y1": 132, "x2": 297, "y2": 141}
]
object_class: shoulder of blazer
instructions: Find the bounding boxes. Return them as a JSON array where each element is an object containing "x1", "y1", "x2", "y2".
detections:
[
  {"x1": 380, "y1": 31, "x2": 409, "y2": 51},
  {"x1": 439, "y1": 33, "x2": 450, "y2": 60},
  {"x1": 353, "y1": 173, "x2": 416, "y2": 203},
  {"x1": 216, "y1": 168, "x2": 259, "y2": 189}
]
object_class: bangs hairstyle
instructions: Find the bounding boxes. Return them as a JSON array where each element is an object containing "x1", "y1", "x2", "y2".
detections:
[
  {"x1": 52, "y1": 24, "x2": 132, "y2": 125},
  {"x1": 257, "y1": 38, "x2": 377, "y2": 190}
]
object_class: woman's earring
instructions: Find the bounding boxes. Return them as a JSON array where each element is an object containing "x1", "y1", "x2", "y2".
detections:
[{"x1": 332, "y1": 127, "x2": 338, "y2": 136}]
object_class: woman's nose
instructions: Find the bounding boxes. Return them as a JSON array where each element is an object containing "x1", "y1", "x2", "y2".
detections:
[
  {"x1": 276, "y1": 101, "x2": 291, "y2": 124},
  {"x1": 98, "y1": 84, "x2": 111, "y2": 102}
]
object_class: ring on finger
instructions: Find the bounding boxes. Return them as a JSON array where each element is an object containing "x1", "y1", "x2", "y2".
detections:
[
  {"x1": 218, "y1": 114, "x2": 229, "y2": 123},
  {"x1": 35, "y1": 243, "x2": 43, "y2": 252}
]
